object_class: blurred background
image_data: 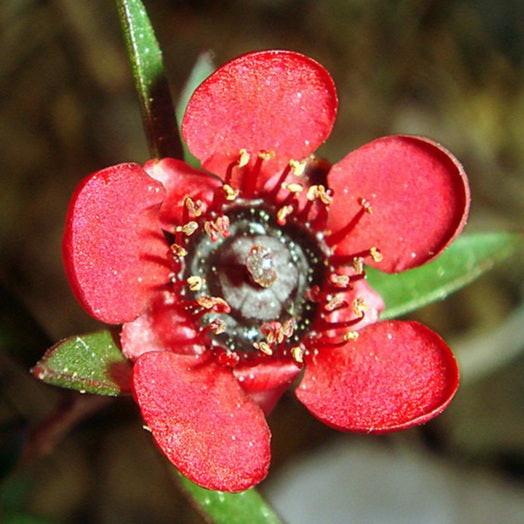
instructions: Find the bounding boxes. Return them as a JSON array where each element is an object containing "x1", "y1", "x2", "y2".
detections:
[{"x1": 1, "y1": 0, "x2": 523, "y2": 522}]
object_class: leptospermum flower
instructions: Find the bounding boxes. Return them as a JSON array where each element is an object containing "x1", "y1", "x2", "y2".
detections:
[{"x1": 62, "y1": 50, "x2": 469, "y2": 491}]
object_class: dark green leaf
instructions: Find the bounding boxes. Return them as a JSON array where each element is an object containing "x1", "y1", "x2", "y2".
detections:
[
  {"x1": 174, "y1": 470, "x2": 283, "y2": 524},
  {"x1": 367, "y1": 232, "x2": 523, "y2": 319},
  {"x1": 116, "y1": 0, "x2": 183, "y2": 159},
  {"x1": 176, "y1": 51, "x2": 215, "y2": 167},
  {"x1": 32, "y1": 330, "x2": 131, "y2": 396}
]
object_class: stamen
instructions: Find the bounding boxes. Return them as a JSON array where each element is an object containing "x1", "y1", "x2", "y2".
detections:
[
  {"x1": 223, "y1": 184, "x2": 240, "y2": 201},
  {"x1": 186, "y1": 276, "x2": 203, "y2": 291},
  {"x1": 238, "y1": 148, "x2": 250, "y2": 167},
  {"x1": 170, "y1": 243, "x2": 188, "y2": 257},
  {"x1": 324, "y1": 295, "x2": 348, "y2": 312},
  {"x1": 329, "y1": 273, "x2": 350, "y2": 288},
  {"x1": 343, "y1": 331, "x2": 359, "y2": 341},
  {"x1": 204, "y1": 216, "x2": 230, "y2": 241},
  {"x1": 353, "y1": 257, "x2": 364, "y2": 274},
  {"x1": 276, "y1": 205, "x2": 294, "y2": 225},
  {"x1": 352, "y1": 297, "x2": 367, "y2": 318},
  {"x1": 325, "y1": 197, "x2": 374, "y2": 247},
  {"x1": 197, "y1": 296, "x2": 231, "y2": 313},
  {"x1": 201, "y1": 318, "x2": 227, "y2": 335},
  {"x1": 370, "y1": 246, "x2": 383, "y2": 262},
  {"x1": 184, "y1": 197, "x2": 203, "y2": 218},
  {"x1": 306, "y1": 185, "x2": 333, "y2": 205},
  {"x1": 289, "y1": 158, "x2": 307, "y2": 176},
  {"x1": 282, "y1": 182, "x2": 304, "y2": 194},
  {"x1": 253, "y1": 341, "x2": 273, "y2": 356},
  {"x1": 176, "y1": 221, "x2": 199, "y2": 237},
  {"x1": 291, "y1": 345, "x2": 305, "y2": 363}
]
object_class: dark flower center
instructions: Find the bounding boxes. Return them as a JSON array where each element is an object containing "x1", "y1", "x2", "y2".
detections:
[{"x1": 184, "y1": 202, "x2": 327, "y2": 352}]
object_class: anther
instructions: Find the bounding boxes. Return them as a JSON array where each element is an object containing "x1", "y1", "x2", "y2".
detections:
[
  {"x1": 343, "y1": 331, "x2": 359, "y2": 341},
  {"x1": 238, "y1": 148, "x2": 250, "y2": 167},
  {"x1": 204, "y1": 216, "x2": 230, "y2": 241},
  {"x1": 257, "y1": 150, "x2": 275, "y2": 161},
  {"x1": 184, "y1": 197, "x2": 203, "y2": 217},
  {"x1": 223, "y1": 184, "x2": 240, "y2": 201},
  {"x1": 370, "y1": 247, "x2": 383, "y2": 262},
  {"x1": 329, "y1": 273, "x2": 350, "y2": 288},
  {"x1": 306, "y1": 185, "x2": 333, "y2": 205},
  {"x1": 282, "y1": 182, "x2": 304, "y2": 194},
  {"x1": 254, "y1": 341, "x2": 273, "y2": 356},
  {"x1": 289, "y1": 159, "x2": 307, "y2": 176},
  {"x1": 352, "y1": 297, "x2": 367, "y2": 318},
  {"x1": 276, "y1": 205, "x2": 294, "y2": 225},
  {"x1": 176, "y1": 221, "x2": 199, "y2": 236},
  {"x1": 170, "y1": 243, "x2": 188, "y2": 257},
  {"x1": 358, "y1": 197, "x2": 373, "y2": 214},
  {"x1": 291, "y1": 345, "x2": 305, "y2": 363},
  {"x1": 325, "y1": 295, "x2": 348, "y2": 312},
  {"x1": 353, "y1": 257, "x2": 364, "y2": 274},
  {"x1": 186, "y1": 276, "x2": 203, "y2": 291},
  {"x1": 197, "y1": 296, "x2": 231, "y2": 313}
]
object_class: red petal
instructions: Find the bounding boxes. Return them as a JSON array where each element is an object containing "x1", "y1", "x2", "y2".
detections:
[
  {"x1": 233, "y1": 359, "x2": 301, "y2": 415},
  {"x1": 133, "y1": 351, "x2": 271, "y2": 492},
  {"x1": 63, "y1": 163, "x2": 169, "y2": 324},
  {"x1": 296, "y1": 320, "x2": 459, "y2": 433},
  {"x1": 182, "y1": 50, "x2": 337, "y2": 174},
  {"x1": 328, "y1": 135, "x2": 470, "y2": 272},
  {"x1": 144, "y1": 158, "x2": 222, "y2": 231},
  {"x1": 121, "y1": 290, "x2": 206, "y2": 360}
]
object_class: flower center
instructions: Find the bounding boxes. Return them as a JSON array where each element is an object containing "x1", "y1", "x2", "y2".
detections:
[{"x1": 184, "y1": 202, "x2": 327, "y2": 353}]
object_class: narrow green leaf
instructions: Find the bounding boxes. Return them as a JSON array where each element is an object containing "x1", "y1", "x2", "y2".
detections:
[
  {"x1": 174, "y1": 471, "x2": 283, "y2": 524},
  {"x1": 176, "y1": 51, "x2": 216, "y2": 167},
  {"x1": 116, "y1": 0, "x2": 183, "y2": 159},
  {"x1": 32, "y1": 331, "x2": 132, "y2": 396},
  {"x1": 367, "y1": 232, "x2": 523, "y2": 320}
]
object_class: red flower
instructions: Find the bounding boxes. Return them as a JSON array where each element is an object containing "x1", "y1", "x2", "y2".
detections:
[{"x1": 63, "y1": 51, "x2": 469, "y2": 491}]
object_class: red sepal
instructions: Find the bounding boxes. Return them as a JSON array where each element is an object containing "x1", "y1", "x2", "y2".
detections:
[
  {"x1": 63, "y1": 163, "x2": 170, "y2": 324},
  {"x1": 133, "y1": 351, "x2": 271, "y2": 492},
  {"x1": 296, "y1": 320, "x2": 459, "y2": 433},
  {"x1": 328, "y1": 136, "x2": 470, "y2": 272}
]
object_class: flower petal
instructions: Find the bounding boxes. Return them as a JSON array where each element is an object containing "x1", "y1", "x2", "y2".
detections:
[
  {"x1": 144, "y1": 158, "x2": 222, "y2": 231},
  {"x1": 63, "y1": 163, "x2": 169, "y2": 324},
  {"x1": 133, "y1": 351, "x2": 271, "y2": 492},
  {"x1": 121, "y1": 290, "x2": 206, "y2": 360},
  {"x1": 296, "y1": 320, "x2": 459, "y2": 432},
  {"x1": 182, "y1": 50, "x2": 337, "y2": 174},
  {"x1": 328, "y1": 135, "x2": 470, "y2": 272},
  {"x1": 233, "y1": 359, "x2": 301, "y2": 415}
]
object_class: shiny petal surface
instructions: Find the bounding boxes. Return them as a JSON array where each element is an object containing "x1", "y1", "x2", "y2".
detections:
[
  {"x1": 328, "y1": 136, "x2": 470, "y2": 272},
  {"x1": 121, "y1": 290, "x2": 206, "y2": 360},
  {"x1": 63, "y1": 163, "x2": 169, "y2": 324},
  {"x1": 233, "y1": 359, "x2": 302, "y2": 415},
  {"x1": 182, "y1": 50, "x2": 337, "y2": 174},
  {"x1": 133, "y1": 351, "x2": 271, "y2": 492},
  {"x1": 296, "y1": 320, "x2": 459, "y2": 432},
  {"x1": 144, "y1": 158, "x2": 222, "y2": 231}
]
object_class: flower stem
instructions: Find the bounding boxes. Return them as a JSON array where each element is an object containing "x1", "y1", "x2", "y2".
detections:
[{"x1": 116, "y1": 0, "x2": 184, "y2": 160}]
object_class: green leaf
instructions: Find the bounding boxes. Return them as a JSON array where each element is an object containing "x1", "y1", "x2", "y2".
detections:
[
  {"x1": 32, "y1": 330, "x2": 132, "y2": 396},
  {"x1": 116, "y1": 0, "x2": 183, "y2": 159},
  {"x1": 175, "y1": 51, "x2": 215, "y2": 167},
  {"x1": 367, "y1": 232, "x2": 523, "y2": 320},
  {"x1": 174, "y1": 471, "x2": 283, "y2": 524}
]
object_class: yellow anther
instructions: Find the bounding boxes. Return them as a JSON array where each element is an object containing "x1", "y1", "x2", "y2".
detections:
[
  {"x1": 238, "y1": 148, "x2": 250, "y2": 167},
  {"x1": 209, "y1": 318, "x2": 227, "y2": 335},
  {"x1": 343, "y1": 331, "x2": 359, "y2": 341},
  {"x1": 353, "y1": 257, "x2": 364, "y2": 274},
  {"x1": 289, "y1": 159, "x2": 307, "y2": 176},
  {"x1": 254, "y1": 341, "x2": 273, "y2": 356},
  {"x1": 283, "y1": 182, "x2": 304, "y2": 193},
  {"x1": 329, "y1": 273, "x2": 350, "y2": 287},
  {"x1": 184, "y1": 197, "x2": 203, "y2": 217},
  {"x1": 325, "y1": 295, "x2": 346, "y2": 312},
  {"x1": 170, "y1": 243, "x2": 188, "y2": 257},
  {"x1": 176, "y1": 221, "x2": 199, "y2": 236},
  {"x1": 223, "y1": 184, "x2": 240, "y2": 201},
  {"x1": 358, "y1": 197, "x2": 373, "y2": 214},
  {"x1": 257, "y1": 150, "x2": 275, "y2": 161},
  {"x1": 352, "y1": 297, "x2": 367, "y2": 318},
  {"x1": 307, "y1": 185, "x2": 333, "y2": 205},
  {"x1": 370, "y1": 247, "x2": 383, "y2": 262},
  {"x1": 277, "y1": 205, "x2": 294, "y2": 225},
  {"x1": 187, "y1": 276, "x2": 203, "y2": 291},
  {"x1": 197, "y1": 296, "x2": 229, "y2": 310},
  {"x1": 291, "y1": 345, "x2": 305, "y2": 363}
]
